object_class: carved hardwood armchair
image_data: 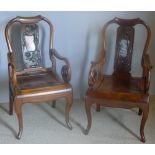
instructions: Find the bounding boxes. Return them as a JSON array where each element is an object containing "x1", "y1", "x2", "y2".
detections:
[
  {"x1": 5, "y1": 15, "x2": 73, "y2": 139},
  {"x1": 85, "y1": 17, "x2": 152, "y2": 142}
]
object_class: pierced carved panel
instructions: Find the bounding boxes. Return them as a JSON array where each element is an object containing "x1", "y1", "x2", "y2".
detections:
[
  {"x1": 21, "y1": 24, "x2": 43, "y2": 69},
  {"x1": 114, "y1": 26, "x2": 134, "y2": 74}
]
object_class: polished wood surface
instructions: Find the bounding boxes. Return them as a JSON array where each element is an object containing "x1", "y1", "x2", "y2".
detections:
[
  {"x1": 5, "y1": 15, "x2": 73, "y2": 139},
  {"x1": 85, "y1": 17, "x2": 152, "y2": 143}
]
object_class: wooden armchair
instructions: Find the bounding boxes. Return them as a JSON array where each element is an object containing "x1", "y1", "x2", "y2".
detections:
[
  {"x1": 5, "y1": 15, "x2": 73, "y2": 139},
  {"x1": 85, "y1": 17, "x2": 153, "y2": 142}
]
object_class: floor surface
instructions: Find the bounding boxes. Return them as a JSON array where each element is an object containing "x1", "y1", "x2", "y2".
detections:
[{"x1": 0, "y1": 98, "x2": 155, "y2": 143}]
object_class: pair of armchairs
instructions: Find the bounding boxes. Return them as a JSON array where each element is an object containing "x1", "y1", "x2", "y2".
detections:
[{"x1": 5, "y1": 15, "x2": 152, "y2": 142}]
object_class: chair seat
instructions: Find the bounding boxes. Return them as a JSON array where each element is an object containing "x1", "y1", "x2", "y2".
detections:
[
  {"x1": 87, "y1": 75, "x2": 149, "y2": 103},
  {"x1": 16, "y1": 69, "x2": 71, "y2": 95}
]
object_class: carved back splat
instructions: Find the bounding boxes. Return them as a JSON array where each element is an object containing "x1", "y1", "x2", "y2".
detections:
[
  {"x1": 101, "y1": 17, "x2": 151, "y2": 81},
  {"x1": 5, "y1": 15, "x2": 54, "y2": 74},
  {"x1": 114, "y1": 26, "x2": 134, "y2": 75},
  {"x1": 21, "y1": 24, "x2": 42, "y2": 69}
]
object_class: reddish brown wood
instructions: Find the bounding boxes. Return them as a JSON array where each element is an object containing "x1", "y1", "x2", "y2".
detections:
[
  {"x1": 85, "y1": 17, "x2": 152, "y2": 143},
  {"x1": 114, "y1": 26, "x2": 134, "y2": 76},
  {"x1": 5, "y1": 15, "x2": 73, "y2": 139}
]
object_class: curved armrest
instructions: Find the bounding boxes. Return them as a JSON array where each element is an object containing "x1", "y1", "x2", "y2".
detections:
[
  {"x1": 49, "y1": 49, "x2": 71, "y2": 82},
  {"x1": 8, "y1": 53, "x2": 18, "y2": 87},
  {"x1": 142, "y1": 54, "x2": 153, "y2": 92},
  {"x1": 142, "y1": 54, "x2": 153, "y2": 70},
  {"x1": 88, "y1": 60, "x2": 104, "y2": 89}
]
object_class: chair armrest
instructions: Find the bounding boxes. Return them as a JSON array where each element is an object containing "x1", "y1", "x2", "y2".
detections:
[
  {"x1": 49, "y1": 49, "x2": 71, "y2": 82},
  {"x1": 142, "y1": 54, "x2": 153, "y2": 70},
  {"x1": 8, "y1": 53, "x2": 18, "y2": 87},
  {"x1": 88, "y1": 60, "x2": 104, "y2": 89},
  {"x1": 91, "y1": 61, "x2": 105, "y2": 65},
  {"x1": 142, "y1": 54, "x2": 153, "y2": 92}
]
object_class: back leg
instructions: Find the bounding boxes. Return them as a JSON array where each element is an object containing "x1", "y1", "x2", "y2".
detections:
[
  {"x1": 96, "y1": 103, "x2": 100, "y2": 112},
  {"x1": 9, "y1": 82, "x2": 13, "y2": 115},
  {"x1": 52, "y1": 100, "x2": 56, "y2": 108},
  {"x1": 138, "y1": 108, "x2": 142, "y2": 115}
]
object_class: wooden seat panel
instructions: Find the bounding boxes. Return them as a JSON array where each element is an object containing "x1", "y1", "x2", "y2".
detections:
[
  {"x1": 17, "y1": 69, "x2": 63, "y2": 90},
  {"x1": 87, "y1": 75, "x2": 148, "y2": 102}
]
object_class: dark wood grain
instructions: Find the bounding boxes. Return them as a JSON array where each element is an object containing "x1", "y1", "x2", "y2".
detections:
[
  {"x1": 85, "y1": 17, "x2": 152, "y2": 143},
  {"x1": 5, "y1": 15, "x2": 73, "y2": 139}
]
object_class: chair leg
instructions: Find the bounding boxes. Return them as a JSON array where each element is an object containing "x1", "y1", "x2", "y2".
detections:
[
  {"x1": 96, "y1": 103, "x2": 100, "y2": 112},
  {"x1": 138, "y1": 108, "x2": 142, "y2": 115},
  {"x1": 9, "y1": 83, "x2": 13, "y2": 115},
  {"x1": 84, "y1": 97, "x2": 92, "y2": 135},
  {"x1": 65, "y1": 95, "x2": 73, "y2": 130},
  {"x1": 9, "y1": 94, "x2": 13, "y2": 115},
  {"x1": 52, "y1": 100, "x2": 56, "y2": 108},
  {"x1": 16, "y1": 112, "x2": 23, "y2": 140},
  {"x1": 15, "y1": 100, "x2": 23, "y2": 140},
  {"x1": 140, "y1": 104, "x2": 149, "y2": 143}
]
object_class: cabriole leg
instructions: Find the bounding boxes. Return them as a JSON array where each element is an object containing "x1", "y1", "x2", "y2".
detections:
[
  {"x1": 65, "y1": 95, "x2": 73, "y2": 130},
  {"x1": 84, "y1": 97, "x2": 93, "y2": 135},
  {"x1": 15, "y1": 100, "x2": 23, "y2": 139},
  {"x1": 140, "y1": 104, "x2": 149, "y2": 143}
]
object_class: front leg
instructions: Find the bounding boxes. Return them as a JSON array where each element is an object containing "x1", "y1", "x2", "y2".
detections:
[
  {"x1": 140, "y1": 104, "x2": 149, "y2": 143},
  {"x1": 15, "y1": 99, "x2": 23, "y2": 139},
  {"x1": 84, "y1": 96, "x2": 93, "y2": 135},
  {"x1": 65, "y1": 94, "x2": 73, "y2": 130}
]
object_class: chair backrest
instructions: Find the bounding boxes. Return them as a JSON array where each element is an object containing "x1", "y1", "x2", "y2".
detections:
[
  {"x1": 101, "y1": 17, "x2": 151, "y2": 79},
  {"x1": 21, "y1": 24, "x2": 42, "y2": 68},
  {"x1": 5, "y1": 15, "x2": 54, "y2": 72}
]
